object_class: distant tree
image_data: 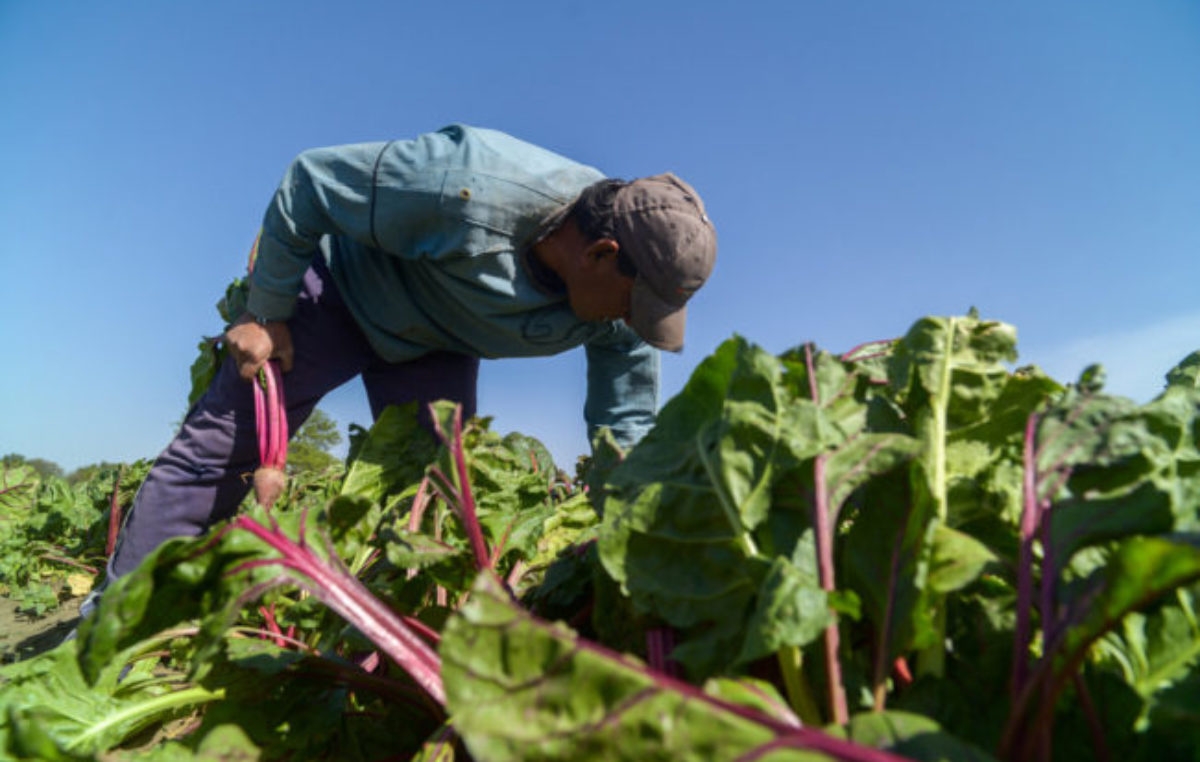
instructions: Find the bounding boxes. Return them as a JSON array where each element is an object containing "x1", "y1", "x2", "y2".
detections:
[
  {"x1": 1, "y1": 453, "x2": 64, "y2": 480},
  {"x1": 67, "y1": 461, "x2": 124, "y2": 485},
  {"x1": 288, "y1": 409, "x2": 344, "y2": 473}
]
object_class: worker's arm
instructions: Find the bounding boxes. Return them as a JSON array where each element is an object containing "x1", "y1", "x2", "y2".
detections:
[
  {"x1": 246, "y1": 142, "x2": 392, "y2": 322},
  {"x1": 223, "y1": 141, "x2": 390, "y2": 379},
  {"x1": 584, "y1": 323, "x2": 660, "y2": 452},
  {"x1": 247, "y1": 127, "x2": 467, "y2": 322},
  {"x1": 231, "y1": 127, "x2": 465, "y2": 378}
]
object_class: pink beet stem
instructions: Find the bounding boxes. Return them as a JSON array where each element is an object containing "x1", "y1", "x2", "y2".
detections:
[
  {"x1": 1012, "y1": 412, "x2": 1041, "y2": 704},
  {"x1": 106, "y1": 467, "x2": 123, "y2": 558},
  {"x1": 233, "y1": 515, "x2": 445, "y2": 704},
  {"x1": 262, "y1": 360, "x2": 288, "y2": 468},
  {"x1": 805, "y1": 344, "x2": 849, "y2": 725},
  {"x1": 262, "y1": 362, "x2": 281, "y2": 468},
  {"x1": 264, "y1": 363, "x2": 279, "y2": 467},
  {"x1": 254, "y1": 374, "x2": 267, "y2": 463},
  {"x1": 449, "y1": 406, "x2": 490, "y2": 570},
  {"x1": 268, "y1": 361, "x2": 288, "y2": 467}
]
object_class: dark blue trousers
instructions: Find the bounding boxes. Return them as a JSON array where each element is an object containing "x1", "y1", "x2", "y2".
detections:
[{"x1": 109, "y1": 260, "x2": 479, "y2": 578}]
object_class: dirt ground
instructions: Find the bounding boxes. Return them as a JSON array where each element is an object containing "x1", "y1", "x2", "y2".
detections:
[{"x1": 0, "y1": 594, "x2": 85, "y2": 664}]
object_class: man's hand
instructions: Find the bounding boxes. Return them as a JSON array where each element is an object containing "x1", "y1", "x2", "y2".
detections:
[{"x1": 225, "y1": 314, "x2": 294, "y2": 381}]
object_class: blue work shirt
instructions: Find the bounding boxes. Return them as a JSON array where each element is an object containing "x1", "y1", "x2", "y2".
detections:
[{"x1": 246, "y1": 124, "x2": 658, "y2": 449}]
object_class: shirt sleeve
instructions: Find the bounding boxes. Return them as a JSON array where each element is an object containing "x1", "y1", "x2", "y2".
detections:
[
  {"x1": 584, "y1": 323, "x2": 660, "y2": 452},
  {"x1": 247, "y1": 141, "x2": 393, "y2": 321}
]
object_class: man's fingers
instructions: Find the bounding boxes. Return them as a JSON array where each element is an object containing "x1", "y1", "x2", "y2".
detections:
[
  {"x1": 226, "y1": 318, "x2": 280, "y2": 380},
  {"x1": 238, "y1": 356, "x2": 264, "y2": 381}
]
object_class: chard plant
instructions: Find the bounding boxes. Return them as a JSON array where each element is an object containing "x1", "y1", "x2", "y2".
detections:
[{"x1": 3, "y1": 312, "x2": 1200, "y2": 761}]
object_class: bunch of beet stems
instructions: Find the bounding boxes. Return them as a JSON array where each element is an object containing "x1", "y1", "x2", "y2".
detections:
[{"x1": 252, "y1": 360, "x2": 289, "y2": 508}]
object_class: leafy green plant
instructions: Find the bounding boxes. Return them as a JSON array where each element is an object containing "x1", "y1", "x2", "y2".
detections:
[{"x1": 4, "y1": 313, "x2": 1200, "y2": 761}]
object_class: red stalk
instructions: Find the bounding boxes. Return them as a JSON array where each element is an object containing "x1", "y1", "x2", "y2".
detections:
[
  {"x1": 646, "y1": 627, "x2": 680, "y2": 678},
  {"x1": 406, "y1": 478, "x2": 432, "y2": 533},
  {"x1": 488, "y1": 517, "x2": 518, "y2": 569},
  {"x1": 447, "y1": 406, "x2": 489, "y2": 570},
  {"x1": 647, "y1": 629, "x2": 663, "y2": 672},
  {"x1": 39, "y1": 553, "x2": 99, "y2": 576},
  {"x1": 254, "y1": 376, "x2": 267, "y2": 462},
  {"x1": 106, "y1": 466, "x2": 123, "y2": 558},
  {"x1": 505, "y1": 559, "x2": 529, "y2": 590},
  {"x1": 428, "y1": 404, "x2": 491, "y2": 572},
  {"x1": 269, "y1": 361, "x2": 288, "y2": 467},
  {"x1": 405, "y1": 479, "x2": 433, "y2": 582},
  {"x1": 434, "y1": 503, "x2": 447, "y2": 608},
  {"x1": 1074, "y1": 674, "x2": 1111, "y2": 762},
  {"x1": 401, "y1": 614, "x2": 441, "y2": 646},
  {"x1": 252, "y1": 361, "x2": 289, "y2": 508},
  {"x1": 357, "y1": 651, "x2": 382, "y2": 673},
  {"x1": 1036, "y1": 495, "x2": 1058, "y2": 760},
  {"x1": 262, "y1": 361, "x2": 287, "y2": 468},
  {"x1": 872, "y1": 506, "x2": 911, "y2": 710},
  {"x1": 805, "y1": 344, "x2": 849, "y2": 725},
  {"x1": 258, "y1": 603, "x2": 289, "y2": 648},
  {"x1": 1011, "y1": 413, "x2": 1041, "y2": 704},
  {"x1": 839, "y1": 337, "x2": 899, "y2": 364},
  {"x1": 231, "y1": 515, "x2": 445, "y2": 705}
]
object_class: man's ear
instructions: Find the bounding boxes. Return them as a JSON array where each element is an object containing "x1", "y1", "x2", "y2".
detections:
[{"x1": 582, "y1": 238, "x2": 620, "y2": 267}]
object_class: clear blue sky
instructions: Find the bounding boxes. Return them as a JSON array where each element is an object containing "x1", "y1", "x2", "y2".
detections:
[{"x1": 2, "y1": 1, "x2": 1198, "y2": 472}]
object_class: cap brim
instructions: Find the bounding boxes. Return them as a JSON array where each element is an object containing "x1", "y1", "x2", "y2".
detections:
[{"x1": 630, "y1": 278, "x2": 687, "y2": 352}]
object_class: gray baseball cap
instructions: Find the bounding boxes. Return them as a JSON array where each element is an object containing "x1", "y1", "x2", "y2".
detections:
[
  {"x1": 535, "y1": 174, "x2": 716, "y2": 351},
  {"x1": 544, "y1": 174, "x2": 716, "y2": 351},
  {"x1": 612, "y1": 173, "x2": 716, "y2": 352}
]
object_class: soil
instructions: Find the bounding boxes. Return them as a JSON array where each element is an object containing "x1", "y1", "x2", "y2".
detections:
[{"x1": 0, "y1": 594, "x2": 85, "y2": 664}]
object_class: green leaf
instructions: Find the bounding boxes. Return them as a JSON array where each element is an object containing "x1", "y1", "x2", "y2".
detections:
[
  {"x1": 187, "y1": 338, "x2": 223, "y2": 408},
  {"x1": 841, "y1": 468, "x2": 937, "y2": 664},
  {"x1": 323, "y1": 495, "x2": 382, "y2": 566},
  {"x1": 597, "y1": 338, "x2": 772, "y2": 676},
  {"x1": 824, "y1": 434, "x2": 922, "y2": 517},
  {"x1": 737, "y1": 556, "x2": 831, "y2": 665},
  {"x1": 888, "y1": 315, "x2": 1021, "y2": 524},
  {"x1": 1058, "y1": 537, "x2": 1200, "y2": 674},
  {"x1": 702, "y1": 677, "x2": 800, "y2": 725},
  {"x1": 0, "y1": 641, "x2": 223, "y2": 758},
  {"x1": 1049, "y1": 481, "x2": 1174, "y2": 571},
  {"x1": 216, "y1": 276, "x2": 250, "y2": 326},
  {"x1": 380, "y1": 527, "x2": 461, "y2": 570},
  {"x1": 75, "y1": 504, "x2": 297, "y2": 684},
  {"x1": 583, "y1": 428, "x2": 625, "y2": 514},
  {"x1": 927, "y1": 524, "x2": 997, "y2": 594},
  {"x1": 108, "y1": 724, "x2": 264, "y2": 760},
  {"x1": 1164, "y1": 350, "x2": 1200, "y2": 390},
  {"x1": 1095, "y1": 585, "x2": 1200, "y2": 734},
  {"x1": 340, "y1": 403, "x2": 438, "y2": 507},
  {"x1": 1039, "y1": 382, "x2": 1200, "y2": 572},
  {"x1": 0, "y1": 464, "x2": 40, "y2": 518},
  {"x1": 829, "y1": 711, "x2": 999, "y2": 762},
  {"x1": 442, "y1": 574, "x2": 893, "y2": 762}
]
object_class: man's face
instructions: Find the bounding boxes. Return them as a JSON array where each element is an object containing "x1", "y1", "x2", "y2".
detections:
[{"x1": 566, "y1": 246, "x2": 635, "y2": 324}]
